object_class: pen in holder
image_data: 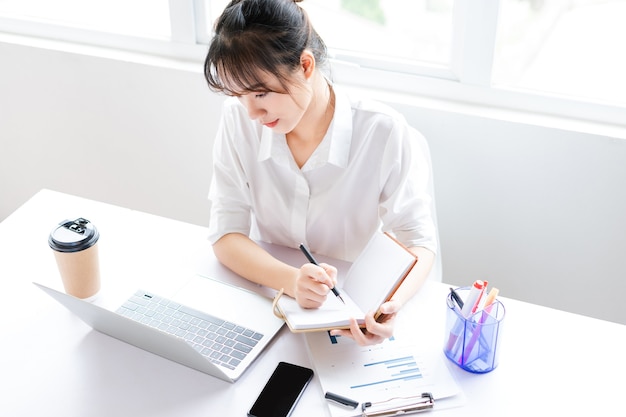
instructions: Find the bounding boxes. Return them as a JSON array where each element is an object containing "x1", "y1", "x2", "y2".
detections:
[{"x1": 443, "y1": 287, "x2": 505, "y2": 373}]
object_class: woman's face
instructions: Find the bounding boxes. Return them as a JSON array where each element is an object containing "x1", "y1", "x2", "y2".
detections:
[{"x1": 233, "y1": 71, "x2": 311, "y2": 135}]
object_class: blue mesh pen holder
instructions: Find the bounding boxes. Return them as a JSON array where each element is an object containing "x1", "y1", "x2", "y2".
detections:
[{"x1": 443, "y1": 287, "x2": 505, "y2": 373}]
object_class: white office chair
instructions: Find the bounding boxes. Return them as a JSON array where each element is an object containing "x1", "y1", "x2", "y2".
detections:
[{"x1": 414, "y1": 130, "x2": 442, "y2": 283}]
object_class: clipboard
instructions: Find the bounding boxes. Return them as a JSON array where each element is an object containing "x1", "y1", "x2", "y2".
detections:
[
  {"x1": 360, "y1": 392, "x2": 435, "y2": 416},
  {"x1": 304, "y1": 329, "x2": 464, "y2": 417}
]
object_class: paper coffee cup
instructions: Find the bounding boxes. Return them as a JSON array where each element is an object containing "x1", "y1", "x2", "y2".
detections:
[{"x1": 48, "y1": 218, "x2": 101, "y2": 300}]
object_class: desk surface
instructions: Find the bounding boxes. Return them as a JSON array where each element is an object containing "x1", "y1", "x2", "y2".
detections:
[{"x1": 1, "y1": 189, "x2": 624, "y2": 416}]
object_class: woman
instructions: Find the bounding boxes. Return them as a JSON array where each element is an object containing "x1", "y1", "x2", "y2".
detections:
[{"x1": 204, "y1": 0, "x2": 436, "y2": 345}]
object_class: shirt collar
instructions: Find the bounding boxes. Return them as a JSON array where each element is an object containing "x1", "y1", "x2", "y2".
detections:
[
  {"x1": 258, "y1": 126, "x2": 276, "y2": 162},
  {"x1": 326, "y1": 85, "x2": 352, "y2": 169},
  {"x1": 257, "y1": 85, "x2": 353, "y2": 169}
]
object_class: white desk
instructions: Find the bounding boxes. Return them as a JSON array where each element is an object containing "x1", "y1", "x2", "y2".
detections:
[{"x1": 1, "y1": 189, "x2": 624, "y2": 416}]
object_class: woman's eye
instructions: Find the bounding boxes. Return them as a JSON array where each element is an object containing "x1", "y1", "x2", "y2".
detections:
[{"x1": 255, "y1": 92, "x2": 267, "y2": 99}]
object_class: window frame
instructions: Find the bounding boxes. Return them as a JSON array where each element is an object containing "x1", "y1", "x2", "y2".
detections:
[{"x1": 0, "y1": 0, "x2": 624, "y2": 130}]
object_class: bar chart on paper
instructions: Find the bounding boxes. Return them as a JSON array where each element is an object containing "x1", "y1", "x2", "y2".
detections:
[
  {"x1": 305, "y1": 331, "x2": 462, "y2": 417},
  {"x1": 351, "y1": 354, "x2": 422, "y2": 389}
]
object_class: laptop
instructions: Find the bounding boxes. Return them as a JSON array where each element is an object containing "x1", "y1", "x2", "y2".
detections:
[{"x1": 34, "y1": 275, "x2": 285, "y2": 383}]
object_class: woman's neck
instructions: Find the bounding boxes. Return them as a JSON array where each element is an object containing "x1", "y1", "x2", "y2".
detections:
[{"x1": 287, "y1": 73, "x2": 335, "y2": 168}]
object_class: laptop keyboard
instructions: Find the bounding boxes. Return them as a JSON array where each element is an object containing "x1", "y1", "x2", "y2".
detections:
[{"x1": 115, "y1": 290, "x2": 264, "y2": 371}]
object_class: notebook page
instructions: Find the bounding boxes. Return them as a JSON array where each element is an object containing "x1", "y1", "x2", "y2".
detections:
[{"x1": 342, "y1": 232, "x2": 416, "y2": 313}]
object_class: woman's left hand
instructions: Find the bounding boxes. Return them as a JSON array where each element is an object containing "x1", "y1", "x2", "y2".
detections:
[{"x1": 330, "y1": 299, "x2": 401, "y2": 346}]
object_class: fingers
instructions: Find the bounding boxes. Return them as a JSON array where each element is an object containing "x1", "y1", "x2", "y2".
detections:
[
  {"x1": 310, "y1": 262, "x2": 338, "y2": 289},
  {"x1": 329, "y1": 310, "x2": 397, "y2": 346},
  {"x1": 329, "y1": 318, "x2": 360, "y2": 340},
  {"x1": 302, "y1": 263, "x2": 336, "y2": 293},
  {"x1": 330, "y1": 317, "x2": 381, "y2": 346},
  {"x1": 378, "y1": 299, "x2": 401, "y2": 315},
  {"x1": 365, "y1": 310, "x2": 395, "y2": 340},
  {"x1": 295, "y1": 263, "x2": 337, "y2": 309}
]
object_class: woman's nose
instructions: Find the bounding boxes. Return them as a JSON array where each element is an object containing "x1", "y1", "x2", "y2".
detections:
[{"x1": 239, "y1": 96, "x2": 265, "y2": 120}]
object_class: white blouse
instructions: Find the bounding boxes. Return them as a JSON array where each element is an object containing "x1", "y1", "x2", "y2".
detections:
[{"x1": 208, "y1": 86, "x2": 437, "y2": 262}]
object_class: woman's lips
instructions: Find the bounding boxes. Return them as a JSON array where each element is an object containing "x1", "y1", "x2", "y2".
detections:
[{"x1": 263, "y1": 119, "x2": 278, "y2": 128}]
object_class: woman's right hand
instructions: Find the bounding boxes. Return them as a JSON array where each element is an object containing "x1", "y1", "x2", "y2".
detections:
[{"x1": 294, "y1": 262, "x2": 337, "y2": 309}]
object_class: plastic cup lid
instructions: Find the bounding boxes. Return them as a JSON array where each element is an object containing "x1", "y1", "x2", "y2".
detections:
[{"x1": 48, "y1": 218, "x2": 99, "y2": 253}]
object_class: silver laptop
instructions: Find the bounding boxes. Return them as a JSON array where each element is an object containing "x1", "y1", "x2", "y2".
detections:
[{"x1": 34, "y1": 275, "x2": 285, "y2": 383}]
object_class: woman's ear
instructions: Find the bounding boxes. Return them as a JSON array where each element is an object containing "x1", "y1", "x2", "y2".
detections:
[{"x1": 300, "y1": 50, "x2": 316, "y2": 80}]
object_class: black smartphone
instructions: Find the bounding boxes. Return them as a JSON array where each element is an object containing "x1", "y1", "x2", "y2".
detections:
[{"x1": 248, "y1": 362, "x2": 314, "y2": 417}]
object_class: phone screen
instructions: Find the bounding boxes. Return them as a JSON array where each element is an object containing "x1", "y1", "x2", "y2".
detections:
[{"x1": 248, "y1": 362, "x2": 314, "y2": 417}]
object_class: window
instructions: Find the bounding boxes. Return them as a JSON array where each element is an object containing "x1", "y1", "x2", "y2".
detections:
[
  {"x1": 300, "y1": 0, "x2": 455, "y2": 79},
  {"x1": 0, "y1": 0, "x2": 170, "y2": 39},
  {"x1": 1, "y1": 0, "x2": 624, "y2": 125},
  {"x1": 0, "y1": 0, "x2": 202, "y2": 59},
  {"x1": 493, "y1": 0, "x2": 626, "y2": 107}
]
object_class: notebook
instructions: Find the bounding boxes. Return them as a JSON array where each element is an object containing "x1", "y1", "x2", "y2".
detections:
[
  {"x1": 34, "y1": 274, "x2": 285, "y2": 383},
  {"x1": 273, "y1": 232, "x2": 417, "y2": 332}
]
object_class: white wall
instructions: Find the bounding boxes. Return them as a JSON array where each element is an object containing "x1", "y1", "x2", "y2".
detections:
[
  {"x1": 0, "y1": 39, "x2": 217, "y2": 226},
  {"x1": 2, "y1": 39, "x2": 625, "y2": 325}
]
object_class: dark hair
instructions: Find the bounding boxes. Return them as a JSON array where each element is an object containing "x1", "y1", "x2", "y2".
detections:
[{"x1": 204, "y1": 0, "x2": 327, "y2": 96}]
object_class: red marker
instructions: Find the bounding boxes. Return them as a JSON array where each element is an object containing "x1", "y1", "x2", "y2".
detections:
[
  {"x1": 471, "y1": 280, "x2": 489, "y2": 315},
  {"x1": 460, "y1": 280, "x2": 487, "y2": 318}
]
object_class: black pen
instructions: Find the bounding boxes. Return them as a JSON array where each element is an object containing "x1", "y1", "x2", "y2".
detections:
[
  {"x1": 449, "y1": 287, "x2": 464, "y2": 310},
  {"x1": 325, "y1": 391, "x2": 358, "y2": 409},
  {"x1": 299, "y1": 243, "x2": 345, "y2": 304}
]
